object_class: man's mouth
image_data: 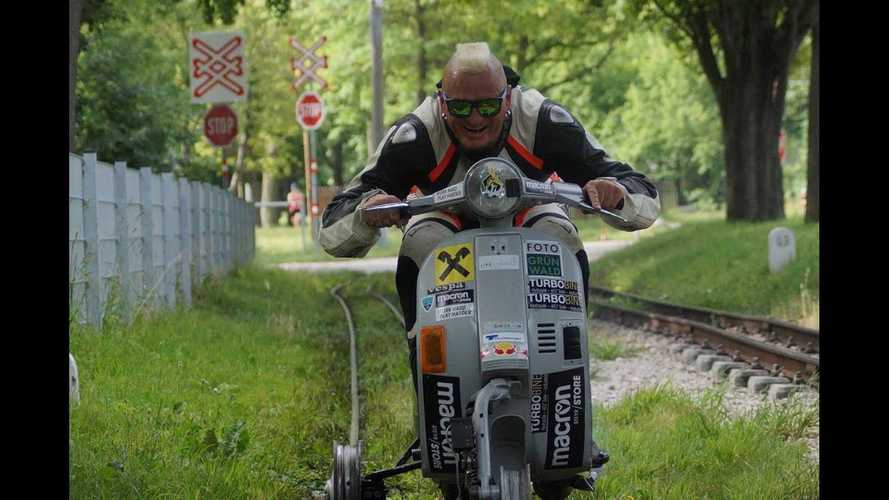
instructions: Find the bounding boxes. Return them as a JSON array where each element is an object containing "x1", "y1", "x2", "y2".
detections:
[{"x1": 463, "y1": 125, "x2": 487, "y2": 136}]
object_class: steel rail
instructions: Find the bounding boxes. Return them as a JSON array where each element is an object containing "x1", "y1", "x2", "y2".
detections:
[
  {"x1": 588, "y1": 285, "x2": 819, "y2": 354},
  {"x1": 330, "y1": 284, "x2": 360, "y2": 447},
  {"x1": 590, "y1": 301, "x2": 819, "y2": 382},
  {"x1": 367, "y1": 287, "x2": 405, "y2": 328}
]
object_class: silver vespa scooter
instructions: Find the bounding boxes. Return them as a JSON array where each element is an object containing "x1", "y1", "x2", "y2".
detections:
[{"x1": 328, "y1": 157, "x2": 614, "y2": 500}]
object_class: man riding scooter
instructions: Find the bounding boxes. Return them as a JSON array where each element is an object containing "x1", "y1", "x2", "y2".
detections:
[{"x1": 320, "y1": 41, "x2": 660, "y2": 497}]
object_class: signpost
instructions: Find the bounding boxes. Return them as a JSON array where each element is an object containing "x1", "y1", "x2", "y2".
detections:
[
  {"x1": 189, "y1": 32, "x2": 248, "y2": 189},
  {"x1": 290, "y1": 37, "x2": 328, "y2": 247}
]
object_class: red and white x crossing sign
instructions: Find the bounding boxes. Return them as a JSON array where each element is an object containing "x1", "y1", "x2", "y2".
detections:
[
  {"x1": 290, "y1": 36, "x2": 328, "y2": 91},
  {"x1": 189, "y1": 32, "x2": 249, "y2": 104}
]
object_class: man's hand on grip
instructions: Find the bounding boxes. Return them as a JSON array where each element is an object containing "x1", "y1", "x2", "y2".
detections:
[
  {"x1": 360, "y1": 193, "x2": 409, "y2": 228},
  {"x1": 583, "y1": 178, "x2": 625, "y2": 211}
]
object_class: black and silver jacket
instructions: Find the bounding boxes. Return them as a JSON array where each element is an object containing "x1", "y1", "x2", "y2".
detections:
[{"x1": 320, "y1": 84, "x2": 660, "y2": 258}]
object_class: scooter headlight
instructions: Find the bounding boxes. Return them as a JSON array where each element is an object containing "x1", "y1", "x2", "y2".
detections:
[{"x1": 464, "y1": 158, "x2": 522, "y2": 219}]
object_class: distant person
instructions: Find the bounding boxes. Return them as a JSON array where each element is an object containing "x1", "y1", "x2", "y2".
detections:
[{"x1": 287, "y1": 183, "x2": 305, "y2": 228}]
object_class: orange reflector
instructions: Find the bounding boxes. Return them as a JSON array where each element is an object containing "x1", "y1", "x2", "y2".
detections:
[{"x1": 420, "y1": 325, "x2": 447, "y2": 373}]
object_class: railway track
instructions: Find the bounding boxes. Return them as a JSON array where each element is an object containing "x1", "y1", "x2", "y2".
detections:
[{"x1": 588, "y1": 286, "x2": 819, "y2": 388}]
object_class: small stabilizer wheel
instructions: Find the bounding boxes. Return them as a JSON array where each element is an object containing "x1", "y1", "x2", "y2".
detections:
[
  {"x1": 500, "y1": 465, "x2": 531, "y2": 500},
  {"x1": 326, "y1": 441, "x2": 362, "y2": 500}
]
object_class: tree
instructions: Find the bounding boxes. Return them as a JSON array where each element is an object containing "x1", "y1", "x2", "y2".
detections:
[
  {"x1": 643, "y1": 0, "x2": 817, "y2": 221},
  {"x1": 804, "y1": 3, "x2": 818, "y2": 223}
]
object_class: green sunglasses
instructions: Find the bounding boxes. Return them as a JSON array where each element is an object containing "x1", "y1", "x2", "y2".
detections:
[{"x1": 441, "y1": 87, "x2": 509, "y2": 118}]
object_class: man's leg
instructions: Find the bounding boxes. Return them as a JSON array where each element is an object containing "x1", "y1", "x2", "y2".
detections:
[{"x1": 395, "y1": 211, "x2": 462, "y2": 392}]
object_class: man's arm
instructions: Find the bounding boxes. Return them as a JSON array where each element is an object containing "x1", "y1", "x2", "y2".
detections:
[
  {"x1": 534, "y1": 100, "x2": 660, "y2": 230},
  {"x1": 319, "y1": 116, "x2": 435, "y2": 257}
]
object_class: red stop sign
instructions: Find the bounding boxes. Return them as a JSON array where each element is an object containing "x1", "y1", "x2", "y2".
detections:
[
  {"x1": 296, "y1": 92, "x2": 325, "y2": 130},
  {"x1": 204, "y1": 105, "x2": 238, "y2": 147}
]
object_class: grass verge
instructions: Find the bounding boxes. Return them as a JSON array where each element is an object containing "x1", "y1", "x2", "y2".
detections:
[
  {"x1": 71, "y1": 266, "x2": 818, "y2": 498},
  {"x1": 590, "y1": 385, "x2": 818, "y2": 499},
  {"x1": 254, "y1": 226, "x2": 402, "y2": 267},
  {"x1": 69, "y1": 267, "x2": 438, "y2": 498},
  {"x1": 590, "y1": 209, "x2": 819, "y2": 327}
]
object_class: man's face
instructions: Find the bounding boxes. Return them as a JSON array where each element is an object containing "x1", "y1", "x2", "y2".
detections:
[{"x1": 440, "y1": 69, "x2": 511, "y2": 153}]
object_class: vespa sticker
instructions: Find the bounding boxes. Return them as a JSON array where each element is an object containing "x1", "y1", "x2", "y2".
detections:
[{"x1": 434, "y1": 243, "x2": 474, "y2": 286}]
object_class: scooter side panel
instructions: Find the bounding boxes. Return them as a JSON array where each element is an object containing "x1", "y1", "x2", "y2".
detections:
[{"x1": 413, "y1": 229, "x2": 593, "y2": 483}]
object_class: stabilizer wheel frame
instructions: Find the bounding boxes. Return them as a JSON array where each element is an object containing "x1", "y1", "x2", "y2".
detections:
[{"x1": 326, "y1": 441, "x2": 362, "y2": 500}]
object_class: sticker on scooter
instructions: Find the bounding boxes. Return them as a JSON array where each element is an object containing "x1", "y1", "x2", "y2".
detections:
[
  {"x1": 527, "y1": 278, "x2": 582, "y2": 312},
  {"x1": 530, "y1": 374, "x2": 548, "y2": 434},
  {"x1": 422, "y1": 374, "x2": 462, "y2": 474},
  {"x1": 434, "y1": 243, "x2": 474, "y2": 286},
  {"x1": 435, "y1": 289, "x2": 474, "y2": 307},
  {"x1": 525, "y1": 240, "x2": 563, "y2": 277},
  {"x1": 478, "y1": 254, "x2": 520, "y2": 271},
  {"x1": 544, "y1": 367, "x2": 585, "y2": 469},
  {"x1": 435, "y1": 303, "x2": 474, "y2": 321},
  {"x1": 481, "y1": 332, "x2": 528, "y2": 359},
  {"x1": 421, "y1": 295, "x2": 434, "y2": 312},
  {"x1": 427, "y1": 282, "x2": 466, "y2": 295}
]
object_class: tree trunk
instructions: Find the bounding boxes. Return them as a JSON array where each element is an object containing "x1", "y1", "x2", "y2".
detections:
[
  {"x1": 720, "y1": 73, "x2": 787, "y2": 221},
  {"x1": 414, "y1": 0, "x2": 428, "y2": 106},
  {"x1": 805, "y1": 10, "x2": 819, "y2": 223},
  {"x1": 260, "y1": 171, "x2": 279, "y2": 228},
  {"x1": 70, "y1": 0, "x2": 84, "y2": 152},
  {"x1": 229, "y1": 132, "x2": 248, "y2": 198}
]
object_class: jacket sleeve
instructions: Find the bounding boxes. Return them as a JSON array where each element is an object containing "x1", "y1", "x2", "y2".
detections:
[
  {"x1": 319, "y1": 116, "x2": 436, "y2": 257},
  {"x1": 533, "y1": 100, "x2": 661, "y2": 231}
]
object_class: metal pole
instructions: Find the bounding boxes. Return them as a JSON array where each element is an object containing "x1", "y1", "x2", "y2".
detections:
[
  {"x1": 310, "y1": 129, "x2": 320, "y2": 254},
  {"x1": 303, "y1": 129, "x2": 312, "y2": 243},
  {"x1": 370, "y1": 0, "x2": 384, "y2": 150}
]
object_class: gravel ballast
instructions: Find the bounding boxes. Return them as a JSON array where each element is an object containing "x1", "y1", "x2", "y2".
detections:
[{"x1": 587, "y1": 319, "x2": 819, "y2": 463}]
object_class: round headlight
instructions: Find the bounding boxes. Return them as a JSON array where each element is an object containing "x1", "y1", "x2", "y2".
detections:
[{"x1": 464, "y1": 158, "x2": 522, "y2": 219}]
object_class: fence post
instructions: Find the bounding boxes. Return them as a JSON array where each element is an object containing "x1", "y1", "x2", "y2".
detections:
[
  {"x1": 190, "y1": 182, "x2": 201, "y2": 287},
  {"x1": 225, "y1": 193, "x2": 232, "y2": 271},
  {"x1": 82, "y1": 153, "x2": 100, "y2": 327},
  {"x1": 161, "y1": 173, "x2": 177, "y2": 308},
  {"x1": 139, "y1": 168, "x2": 155, "y2": 312},
  {"x1": 113, "y1": 161, "x2": 131, "y2": 323},
  {"x1": 179, "y1": 177, "x2": 192, "y2": 308}
]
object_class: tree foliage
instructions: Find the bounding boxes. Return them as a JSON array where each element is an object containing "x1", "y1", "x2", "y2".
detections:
[{"x1": 72, "y1": 0, "x2": 814, "y2": 220}]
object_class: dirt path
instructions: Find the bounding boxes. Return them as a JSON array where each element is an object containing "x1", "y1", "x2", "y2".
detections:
[{"x1": 277, "y1": 239, "x2": 634, "y2": 273}]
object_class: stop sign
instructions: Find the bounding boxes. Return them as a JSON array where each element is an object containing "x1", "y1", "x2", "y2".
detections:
[
  {"x1": 296, "y1": 91, "x2": 325, "y2": 130},
  {"x1": 204, "y1": 105, "x2": 238, "y2": 147}
]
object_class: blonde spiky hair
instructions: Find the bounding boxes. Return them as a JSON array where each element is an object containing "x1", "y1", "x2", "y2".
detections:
[{"x1": 442, "y1": 42, "x2": 506, "y2": 92}]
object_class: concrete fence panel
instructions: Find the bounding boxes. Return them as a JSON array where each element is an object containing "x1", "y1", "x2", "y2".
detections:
[{"x1": 69, "y1": 153, "x2": 255, "y2": 327}]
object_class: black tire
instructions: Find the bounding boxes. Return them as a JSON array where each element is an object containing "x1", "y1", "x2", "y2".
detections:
[{"x1": 532, "y1": 481, "x2": 573, "y2": 500}]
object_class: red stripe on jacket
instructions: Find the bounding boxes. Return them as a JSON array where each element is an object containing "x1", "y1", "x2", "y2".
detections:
[
  {"x1": 428, "y1": 144, "x2": 457, "y2": 182},
  {"x1": 507, "y1": 136, "x2": 544, "y2": 170}
]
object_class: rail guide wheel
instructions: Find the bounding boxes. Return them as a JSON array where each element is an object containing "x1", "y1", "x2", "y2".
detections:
[{"x1": 326, "y1": 441, "x2": 363, "y2": 500}]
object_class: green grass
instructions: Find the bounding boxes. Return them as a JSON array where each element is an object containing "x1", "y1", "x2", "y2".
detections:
[
  {"x1": 591, "y1": 385, "x2": 819, "y2": 499},
  {"x1": 71, "y1": 266, "x2": 818, "y2": 498},
  {"x1": 589, "y1": 209, "x2": 819, "y2": 327},
  {"x1": 69, "y1": 267, "x2": 437, "y2": 499},
  {"x1": 254, "y1": 226, "x2": 402, "y2": 267},
  {"x1": 589, "y1": 335, "x2": 642, "y2": 361}
]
